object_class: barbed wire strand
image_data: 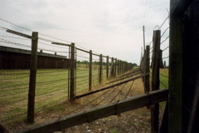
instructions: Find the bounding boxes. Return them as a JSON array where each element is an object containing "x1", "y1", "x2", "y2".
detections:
[{"x1": 0, "y1": 18, "x2": 32, "y2": 31}]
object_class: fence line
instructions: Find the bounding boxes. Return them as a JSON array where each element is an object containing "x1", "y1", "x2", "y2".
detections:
[{"x1": 0, "y1": 23, "x2": 134, "y2": 131}]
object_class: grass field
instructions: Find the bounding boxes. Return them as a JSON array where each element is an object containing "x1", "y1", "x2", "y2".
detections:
[
  {"x1": 0, "y1": 67, "x2": 110, "y2": 126},
  {"x1": 0, "y1": 67, "x2": 168, "y2": 131},
  {"x1": 159, "y1": 68, "x2": 169, "y2": 88}
]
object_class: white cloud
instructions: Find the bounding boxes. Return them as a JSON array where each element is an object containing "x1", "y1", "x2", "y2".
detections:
[{"x1": 0, "y1": 0, "x2": 169, "y2": 64}]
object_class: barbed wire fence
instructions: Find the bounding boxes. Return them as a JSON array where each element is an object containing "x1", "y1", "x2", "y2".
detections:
[
  {"x1": 0, "y1": 18, "x2": 135, "y2": 132},
  {"x1": 140, "y1": 14, "x2": 169, "y2": 133}
]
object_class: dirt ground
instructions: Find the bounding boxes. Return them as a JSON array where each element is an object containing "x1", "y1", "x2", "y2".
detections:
[{"x1": 61, "y1": 78, "x2": 153, "y2": 133}]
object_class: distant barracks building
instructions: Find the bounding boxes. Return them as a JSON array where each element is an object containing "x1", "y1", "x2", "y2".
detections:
[{"x1": 0, "y1": 46, "x2": 69, "y2": 69}]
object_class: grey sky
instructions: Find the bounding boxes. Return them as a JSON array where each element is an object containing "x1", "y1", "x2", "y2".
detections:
[{"x1": 0, "y1": 0, "x2": 170, "y2": 64}]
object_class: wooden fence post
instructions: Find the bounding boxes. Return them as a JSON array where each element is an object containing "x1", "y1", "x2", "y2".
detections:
[
  {"x1": 151, "y1": 30, "x2": 161, "y2": 133},
  {"x1": 69, "y1": 43, "x2": 76, "y2": 101},
  {"x1": 89, "y1": 50, "x2": 92, "y2": 91},
  {"x1": 99, "y1": 54, "x2": 102, "y2": 83},
  {"x1": 144, "y1": 45, "x2": 150, "y2": 93},
  {"x1": 142, "y1": 50, "x2": 146, "y2": 82},
  {"x1": 106, "y1": 56, "x2": 109, "y2": 79},
  {"x1": 168, "y1": 12, "x2": 183, "y2": 133},
  {"x1": 27, "y1": 32, "x2": 38, "y2": 123},
  {"x1": 117, "y1": 59, "x2": 120, "y2": 75}
]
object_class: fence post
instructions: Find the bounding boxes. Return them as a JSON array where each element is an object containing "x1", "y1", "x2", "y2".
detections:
[
  {"x1": 27, "y1": 32, "x2": 38, "y2": 123},
  {"x1": 142, "y1": 50, "x2": 146, "y2": 82},
  {"x1": 106, "y1": 56, "x2": 109, "y2": 79},
  {"x1": 168, "y1": 13, "x2": 183, "y2": 133},
  {"x1": 69, "y1": 43, "x2": 76, "y2": 101},
  {"x1": 89, "y1": 50, "x2": 92, "y2": 91},
  {"x1": 151, "y1": 30, "x2": 161, "y2": 133},
  {"x1": 110, "y1": 57, "x2": 114, "y2": 78},
  {"x1": 117, "y1": 59, "x2": 119, "y2": 75},
  {"x1": 99, "y1": 54, "x2": 103, "y2": 83},
  {"x1": 144, "y1": 45, "x2": 150, "y2": 93}
]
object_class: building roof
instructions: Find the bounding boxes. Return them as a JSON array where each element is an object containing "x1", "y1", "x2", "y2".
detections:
[{"x1": 0, "y1": 46, "x2": 67, "y2": 59}]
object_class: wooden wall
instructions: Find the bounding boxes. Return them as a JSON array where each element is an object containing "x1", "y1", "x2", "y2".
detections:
[{"x1": 0, "y1": 48, "x2": 69, "y2": 69}]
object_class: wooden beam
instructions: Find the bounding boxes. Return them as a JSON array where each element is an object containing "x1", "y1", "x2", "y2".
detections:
[
  {"x1": 19, "y1": 89, "x2": 168, "y2": 133},
  {"x1": 51, "y1": 42, "x2": 71, "y2": 47},
  {"x1": 27, "y1": 32, "x2": 38, "y2": 123},
  {"x1": 106, "y1": 56, "x2": 109, "y2": 79},
  {"x1": 76, "y1": 47, "x2": 89, "y2": 54},
  {"x1": 69, "y1": 43, "x2": 76, "y2": 101},
  {"x1": 75, "y1": 73, "x2": 148, "y2": 99},
  {"x1": 144, "y1": 45, "x2": 150, "y2": 93},
  {"x1": 99, "y1": 54, "x2": 103, "y2": 83},
  {"x1": 6, "y1": 29, "x2": 33, "y2": 39},
  {"x1": 89, "y1": 50, "x2": 92, "y2": 91},
  {"x1": 151, "y1": 30, "x2": 161, "y2": 133},
  {"x1": 169, "y1": 9, "x2": 183, "y2": 133}
]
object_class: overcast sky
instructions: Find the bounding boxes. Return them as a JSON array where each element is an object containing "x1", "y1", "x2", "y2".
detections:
[{"x1": 0, "y1": 0, "x2": 170, "y2": 64}]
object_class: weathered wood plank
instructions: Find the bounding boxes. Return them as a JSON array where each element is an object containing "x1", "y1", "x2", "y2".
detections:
[{"x1": 18, "y1": 89, "x2": 168, "y2": 133}]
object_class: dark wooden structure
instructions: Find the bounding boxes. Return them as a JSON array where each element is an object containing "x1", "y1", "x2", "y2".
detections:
[
  {"x1": 0, "y1": 46, "x2": 69, "y2": 69},
  {"x1": 168, "y1": 0, "x2": 199, "y2": 133}
]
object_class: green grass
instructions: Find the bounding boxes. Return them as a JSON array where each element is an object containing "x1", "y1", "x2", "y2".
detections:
[
  {"x1": 149, "y1": 68, "x2": 169, "y2": 89},
  {"x1": 0, "y1": 68, "x2": 111, "y2": 125},
  {"x1": 159, "y1": 68, "x2": 169, "y2": 109},
  {"x1": 159, "y1": 68, "x2": 169, "y2": 89}
]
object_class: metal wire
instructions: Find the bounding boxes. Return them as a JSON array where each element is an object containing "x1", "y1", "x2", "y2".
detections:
[
  {"x1": 0, "y1": 38, "x2": 31, "y2": 48},
  {"x1": 161, "y1": 36, "x2": 169, "y2": 45},
  {"x1": 158, "y1": 15, "x2": 169, "y2": 30},
  {"x1": 0, "y1": 18, "x2": 32, "y2": 31},
  {"x1": 161, "y1": 27, "x2": 170, "y2": 37},
  {"x1": 162, "y1": 46, "x2": 169, "y2": 51}
]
